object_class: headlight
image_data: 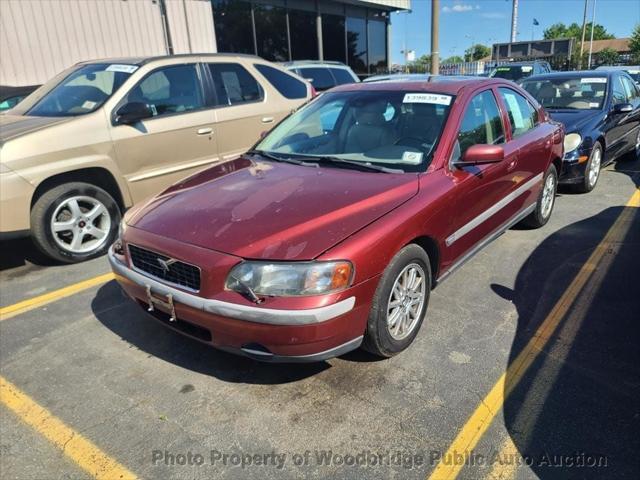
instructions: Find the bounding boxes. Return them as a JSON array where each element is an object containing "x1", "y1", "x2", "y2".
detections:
[
  {"x1": 226, "y1": 261, "x2": 354, "y2": 297},
  {"x1": 563, "y1": 133, "x2": 582, "y2": 153}
]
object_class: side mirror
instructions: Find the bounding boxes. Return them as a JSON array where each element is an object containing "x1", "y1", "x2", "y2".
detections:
[
  {"x1": 113, "y1": 102, "x2": 153, "y2": 125},
  {"x1": 612, "y1": 103, "x2": 633, "y2": 114},
  {"x1": 456, "y1": 144, "x2": 505, "y2": 166}
]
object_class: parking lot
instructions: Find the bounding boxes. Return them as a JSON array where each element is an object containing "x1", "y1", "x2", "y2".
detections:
[{"x1": 1, "y1": 156, "x2": 639, "y2": 479}]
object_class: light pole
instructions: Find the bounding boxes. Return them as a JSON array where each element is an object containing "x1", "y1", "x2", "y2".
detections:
[
  {"x1": 431, "y1": 0, "x2": 440, "y2": 74},
  {"x1": 587, "y1": 0, "x2": 597, "y2": 68}
]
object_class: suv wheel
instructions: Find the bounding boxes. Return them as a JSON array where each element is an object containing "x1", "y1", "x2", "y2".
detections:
[
  {"x1": 362, "y1": 244, "x2": 431, "y2": 358},
  {"x1": 31, "y1": 182, "x2": 121, "y2": 263}
]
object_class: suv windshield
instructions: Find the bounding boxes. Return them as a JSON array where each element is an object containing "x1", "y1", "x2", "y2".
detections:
[
  {"x1": 27, "y1": 63, "x2": 136, "y2": 117},
  {"x1": 490, "y1": 65, "x2": 533, "y2": 82},
  {"x1": 256, "y1": 90, "x2": 453, "y2": 172},
  {"x1": 521, "y1": 76, "x2": 607, "y2": 110}
]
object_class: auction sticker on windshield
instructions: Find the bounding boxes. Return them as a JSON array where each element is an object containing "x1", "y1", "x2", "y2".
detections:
[
  {"x1": 106, "y1": 64, "x2": 139, "y2": 74},
  {"x1": 403, "y1": 93, "x2": 452, "y2": 105},
  {"x1": 581, "y1": 77, "x2": 607, "y2": 83}
]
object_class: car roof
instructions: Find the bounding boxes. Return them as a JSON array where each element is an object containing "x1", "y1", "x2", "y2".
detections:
[
  {"x1": 281, "y1": 60, "x2": 350, "y2": 68},
  {"x1": 331, "y1": 77, "x2": 508, "y2": 95},
  {"x1": 596, "y1": 65, "x2": 639, "y2": 70},
  {"x1": 522, "y1": 70, "x2": 615, "y2": 81},
  {"x1": 77, "y1": 53, "x2": 264, "y2": 66}
]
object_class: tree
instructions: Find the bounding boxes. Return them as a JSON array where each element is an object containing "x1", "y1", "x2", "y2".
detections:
[
  {"x1": 442, "y1": 55, "x2": 464, "y2": 64},
  {"x1": 630, "y1": 24, "x2": 640, "y2": 63},
  {"x1": 464, "y1": 44, "x2": 491, "y2": 62},
  {"x1": 408, "y1": 54, "x2": 431, "y2": 73},
  {"x1": 597, "y1": 47, "x2": 620, "y2": 66},
  {"x1": 543, "y1": 22, "x2": 615, "y2": 41}
]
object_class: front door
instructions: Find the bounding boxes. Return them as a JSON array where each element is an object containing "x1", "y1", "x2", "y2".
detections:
[{"x1": 110, "y1": 64, "x2": 219, "y2": 203}]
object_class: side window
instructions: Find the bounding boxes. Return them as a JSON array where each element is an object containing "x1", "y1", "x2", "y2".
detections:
[
  {"x1": 455, "y1": 90, "x2": 505, "y2": 160},
  {"x1": 125, "y1": 65, "x2": 203, "y2": 117},
  {"x1": 208, "y1": 63, "x2": 263, "y2": 106},
  {"x1": 298, "y1": 67, "x2": 336, "y2": 91},
  {"x1": 253, "y1": 64, "x2": 307, "y2": 99},
  {"x1": 498, "y1": 87, "x2": 538, "y2": 137},
  {"x1": 612, "y1": 76, "x2": 628, "y2": 104},
  {"x1": 620, "y1": 76, "x2": 638, "y2": 101}
]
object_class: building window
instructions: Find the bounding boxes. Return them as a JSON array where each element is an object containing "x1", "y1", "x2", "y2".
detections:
[
  {"x1": 289, "y1": 9, "x2": 318, "y2": 60},
  {"x1": 254, "y1": 4, "x2": 289, "y2": 62},
  {"x1": 368, "y1": 19, "x2": 387, "y2": 74},
  {"x1": 322, "y1": 14, "x2": 346, "y2": 63},
  {"x1": 212, "y1": 0, "x2": 255, "y2": 55},
  {"x1": 346, "y1": 16, "x2": 367, "y2": 75}
]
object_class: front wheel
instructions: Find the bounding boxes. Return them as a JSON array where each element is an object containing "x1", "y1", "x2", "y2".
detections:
[
  {"x1": 362, "y1": 244, "x2": 431, "y2": 358},
  {"x1": 520, "y1": 164, "x2": 557, "y2": 229},
  {"x1": 30, "y1": 182, "x2": 121, "y2": 263},
  {"x1": 575, "y1": 143, "x2": 602, "y2": 193}
]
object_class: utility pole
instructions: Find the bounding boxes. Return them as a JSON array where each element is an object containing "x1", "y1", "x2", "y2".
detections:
[
  {"x1": 588, "y1": 0, "x2": 597, "y2": 68},
  {"x1": 431, "y1": 0, "x2": 440, "y2": 74},
  {"x1": 510, "y1": 0, "x2": 519, "y2": 43},
  {"x1": 579, "y1": 0, "x2": 589, "y2": 69}
]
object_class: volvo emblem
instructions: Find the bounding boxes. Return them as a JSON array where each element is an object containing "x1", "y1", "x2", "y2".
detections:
[{"x1": 157, "y1": 257, "x2": 177, "y2": 273}]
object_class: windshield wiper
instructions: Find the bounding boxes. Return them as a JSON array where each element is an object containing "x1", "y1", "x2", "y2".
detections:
[
  {"x1": 246, "y1": 149, "x2": 317, "y2": 167},
  {"x1": 297, "y1": 155, "x2": 404, "y2": 174}
]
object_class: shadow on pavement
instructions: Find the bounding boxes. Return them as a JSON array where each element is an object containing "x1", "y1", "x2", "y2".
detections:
[
  {"x1": 0, "y1": 238, "x2": 59, "y2": 272},
  {"x1": 492, "y1": 197, "x2": 640, "y2": 478},
  {"x1": 91, "y1": 281, "x2": 331, "y2": 384}
]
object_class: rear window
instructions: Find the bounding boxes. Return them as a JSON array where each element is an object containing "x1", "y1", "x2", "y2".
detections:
[
  {"x1": 254, "y1": 64, "x2": 308, "y2": 99},
  {"x1": 298, "y1": 67, "x2": 336, "y2": 91},
  {"x1": 329, "y1": 68, "x2": 357, "y2": 85},
  {"x1": 490, "y1": 65, "x2": 533, "y2": 81}
]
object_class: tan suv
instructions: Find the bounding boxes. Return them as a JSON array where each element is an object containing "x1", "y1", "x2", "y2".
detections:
[{"x1": 0, "y1": 54, "x2": 312, "y2": 262}]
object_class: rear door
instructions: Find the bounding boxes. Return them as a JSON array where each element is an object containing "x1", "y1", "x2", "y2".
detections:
[{"x1": 447, "y1": 89, "x2": 514, "y2": 259}]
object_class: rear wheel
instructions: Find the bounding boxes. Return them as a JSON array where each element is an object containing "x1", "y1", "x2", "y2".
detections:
[
  {"x1": 575, "y1": 143, "x2": 602, "y2": 193},
  {"x1": 31, "y1": 182, "x2": 121, "y2": 263},
  {"x1": 362, "y1": 244, "x2": 431, "y2": 358},
  {"x1": 521, "y1": 164, "x2": 557, "y2": 229}
]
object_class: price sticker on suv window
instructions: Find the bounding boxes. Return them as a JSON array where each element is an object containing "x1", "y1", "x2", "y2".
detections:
[
  {"x1": 403, "y1": 93, "x2": 452, "y2": 105},
  {"x1": 106, "y1": 64, "x2": 139, "y2": 74},
  {"x1": 581, "y1": 77, "x2": 607, "y2": 83}
]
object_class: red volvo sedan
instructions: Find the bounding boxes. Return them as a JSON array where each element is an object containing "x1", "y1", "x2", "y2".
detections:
[{"x1": 109, "y1": 78, "x2": 564, "y2": 362}]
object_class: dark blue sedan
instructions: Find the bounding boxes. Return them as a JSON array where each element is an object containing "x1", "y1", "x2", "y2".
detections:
[{"x1": 522, "y1": 71, "x2": 640, "y2": 192}]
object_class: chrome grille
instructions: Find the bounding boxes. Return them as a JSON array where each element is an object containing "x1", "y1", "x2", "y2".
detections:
[{"x1": 128, "y1": 244, "x2": 201, "y2": 291}]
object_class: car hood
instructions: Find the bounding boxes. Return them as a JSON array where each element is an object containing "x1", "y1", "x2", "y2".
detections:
[
  {"x1": 547, "y1": 109, "x2": 602, "y2": 134},
  {"x1": 127, "y1": 156, "x2": 419, "y2": 260},
  {"x1": 0, "y1": 114, "x2": 72, "y2": 143}
]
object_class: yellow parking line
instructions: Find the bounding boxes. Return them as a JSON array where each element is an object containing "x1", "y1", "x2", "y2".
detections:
[
  {"x1": 0, "y1": 273, "x2": 114, "y2": 321},
  {"x1": 0, "y1": 376, "x2": 137, "y2": 479},
  {"x1": 428, "y1": 187, "x2": 640, "y2": 480}
]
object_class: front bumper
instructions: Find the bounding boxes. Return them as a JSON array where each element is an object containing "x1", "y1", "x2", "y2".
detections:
[
  {"x1": 559, "y1": 148, "x2": 590, "y2": 184},
  {"x1": 108, "y1": 246, "x2": 375, "y2": 362}
]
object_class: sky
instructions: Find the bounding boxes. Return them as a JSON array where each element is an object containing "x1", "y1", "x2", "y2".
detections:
[{"x1": 390, "y1": 0, "x2": 640, "y2": 64}]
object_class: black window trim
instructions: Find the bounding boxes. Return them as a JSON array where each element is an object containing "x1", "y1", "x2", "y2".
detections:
[{"x1": 110, "y1": 62, "x2": 208, "y2": 125}]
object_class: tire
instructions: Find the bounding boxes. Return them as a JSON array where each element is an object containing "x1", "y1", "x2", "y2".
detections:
[
  {"x1": 362, "y1": 244, "x2": 431, "y2": 358},
  {"x1": 520, "y1": 163, "x2": 557, "y2": 229},
  {"x1": 574, "y1": 142, "x2": 602, "y2": 193},
  {"x1": 30, "y1": 182, "x2": 121, "y2": 263}
]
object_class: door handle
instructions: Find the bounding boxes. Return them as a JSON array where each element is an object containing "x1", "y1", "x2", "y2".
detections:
[
  {"x1": 261, "y1": 117, "x2": 274, "y2": 124},
  {"x1": 197, "y1": 128, "x2": 213, "y2": 135}
]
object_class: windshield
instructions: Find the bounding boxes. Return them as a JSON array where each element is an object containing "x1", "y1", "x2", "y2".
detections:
[
  {"x1": 521, "y1": 77, "x2": 607, "y2": 110},
  {"x1": 490, "y1": 65, "x2": 533, "y2": 81},
  {"x1": 27, "y1": 63, "x2": 136, "y2": 117},
  {"x1": 255, "y1": 90, "x2": 453, "y2": 172}
]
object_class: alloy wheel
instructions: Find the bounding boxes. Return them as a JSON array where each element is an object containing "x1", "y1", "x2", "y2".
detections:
[
  {"x1": 541, "y1": 172, "x2": 556, "y2": 219},
  {"x1": 50, "y1": 196, "x2": 112, "y2": 254},
  {"x1": 386, "y1": 263, "x2": 426, "y2": 341},
  {"x1": 587, "y1": 148, "x2": 601, "y2": 188}
]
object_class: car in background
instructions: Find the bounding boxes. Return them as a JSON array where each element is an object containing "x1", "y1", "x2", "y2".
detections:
[
  {"x1": 0, "y1": 54, "x2": 313, "y2": 262},
  {"x1": 0, "y1": 84, "x2": 40, "y2": 111},
  {"x1": 596, "y1": 65, "x2": 640, "y2": 85},
  {"x1": 109, "y1": 77, "x2": 562, "y2": 362},
  {"x1": 489, "y1": 61, "x2": 552, "y2": 83},
  {"x1": 282, "y1": 61, "x2": 359, "y2": 92},
  {"x1": 522, "y1": 70, "x2": 640, "y2": 192}
]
